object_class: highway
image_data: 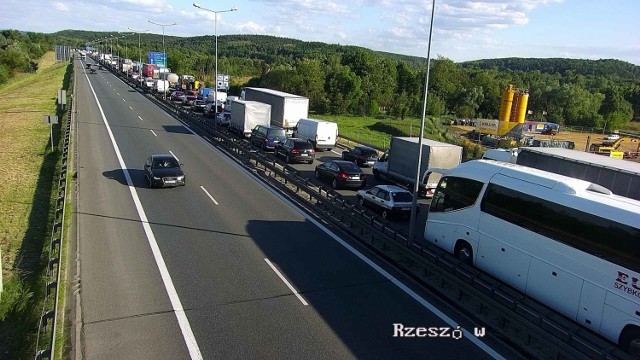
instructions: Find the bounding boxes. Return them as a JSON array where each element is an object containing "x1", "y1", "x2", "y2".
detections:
[{"x1": 74, "y1": 58, "x2": 517, "y2": 359}]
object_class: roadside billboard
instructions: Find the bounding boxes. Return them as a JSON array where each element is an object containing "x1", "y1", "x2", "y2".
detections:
[{"x1": 476, "y1": 119, "x2": 499, "y2": 135}]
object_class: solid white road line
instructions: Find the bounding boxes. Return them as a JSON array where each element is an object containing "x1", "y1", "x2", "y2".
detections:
[
  {"x1": 84, "y1": 71, "x2": 203, "y2": 360},
  {"x1": 138, "y1": 116, "x2": 143, "y2": 121},
  {"x1": 264, "y1": 258, "x2": 308, "y2": 306},
  {"x1": 169, "y1": 151, "x2": 180, "y2": 162},
  {"x1": 150, "y1": 130, "x2": 158, "y2": 137},
  {"x1": 199, "y1": 186, "x2": 219, "y2": 205}
]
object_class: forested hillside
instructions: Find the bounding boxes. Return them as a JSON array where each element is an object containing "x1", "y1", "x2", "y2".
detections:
[
  {"x1": 0, "y1": 30, "x2": 54, "y2": 84},
  {"x1": 3, "y1": 30, "x2": 639, "y2": 131},
  {"x1": 462, "y1": 57, "x2": 640, "y2": 81}
]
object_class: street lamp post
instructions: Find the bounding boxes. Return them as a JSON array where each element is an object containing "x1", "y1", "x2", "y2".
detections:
[
  {"x1": 103, "y1": 37, "x2": 108, "y2": 64},
  {"x1": 193, "y1": 3, "x2": 238, "y2": 132},
  {"x1": 129, "y1": 28, "x2": 149, "y2": 85},
  {"x1": 148, "y1": 20, "x2": 177, "y2": 100},
  {"x1": 408, "y1": 0, "x2": 437, "y2": 246}
]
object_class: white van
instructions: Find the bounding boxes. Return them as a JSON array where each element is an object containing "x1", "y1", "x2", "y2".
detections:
[
  {"x1": 295, "y1": 118, "x2": 338, "y2": 150},
  {"x1": 153, "y1": 79, "x2": 170, "y2": 94}
]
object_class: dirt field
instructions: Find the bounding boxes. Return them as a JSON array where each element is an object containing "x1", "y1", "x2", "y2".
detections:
[
  {"x1": 537, "y1": 131, "x2": 639, "y2": 154},
  {"x1": 454, "y1": 126, "x2": 640, "y2": 161}
]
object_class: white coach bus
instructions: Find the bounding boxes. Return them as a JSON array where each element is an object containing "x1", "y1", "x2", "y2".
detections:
[{"x1": 424, "y1": 160, "x2": 640, "y2": 353}]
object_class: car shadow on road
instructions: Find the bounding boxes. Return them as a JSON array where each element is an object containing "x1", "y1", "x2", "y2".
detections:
[
  {"x1": 102, "y1": 168, "x2": 148, "y2": 188},
  {"x1": 163, "y1": 125, "x2": 193, "y2": 134}
]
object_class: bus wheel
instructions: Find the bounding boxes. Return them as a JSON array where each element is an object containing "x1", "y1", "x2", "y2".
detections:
[
  {"x1": 620, "y1": 326, "x2": 640, "y2": 357},
  {"x1": 455, "y1": 242, "x2": 473, "y2": 265}
]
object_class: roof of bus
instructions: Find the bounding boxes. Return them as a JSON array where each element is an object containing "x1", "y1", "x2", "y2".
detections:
[
  {"x1": 447, "y1": 160, "x2": 594, "y2": 191},
  {"x1": 447, "y1": 160, "x2": 640, "y2": 223}
]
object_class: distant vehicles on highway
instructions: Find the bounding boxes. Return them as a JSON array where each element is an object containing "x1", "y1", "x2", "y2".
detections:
[{"x1": 215, "y1": 111, "x2": 231, "y2": 127}]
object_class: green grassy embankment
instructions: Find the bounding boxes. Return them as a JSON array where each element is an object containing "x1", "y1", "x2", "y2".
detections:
[
  {"x1": 0, "y1": 51, "x2": 70, "y2": 359},
  {"x1": 313, "y1": 114, "x2": 484, "y2": 160}
]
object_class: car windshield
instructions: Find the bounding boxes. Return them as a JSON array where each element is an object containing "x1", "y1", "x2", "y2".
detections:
[
  {"x1": 339, "y1": 163, "x2": 361, "y2": 172},
  {"x1": 361, "y1": 149, "x2": 378, "y2": 157},
  {"x1": 152, "y1": 158, "x2": 179, "y2": 169},
  {"x1": 269, "y1": 129, "x2": 286, "y2": 138},
  {"x1": 392, "y1": 192, "x2": 413, "y2": 202},
  {"x1": 295, "y1": 141, "x2": 313, "y2": 149}
]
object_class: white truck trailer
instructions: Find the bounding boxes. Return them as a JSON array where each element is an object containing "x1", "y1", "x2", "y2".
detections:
[
  {"x1": 229, "y1": 100, "x2": 271, "y2": 138},
  {"x1": 242, "y1": 87, "x2": 309, "y2": 136},
  {"x1": 373, "y1": 137, "x2": 463, "y2": 197}
]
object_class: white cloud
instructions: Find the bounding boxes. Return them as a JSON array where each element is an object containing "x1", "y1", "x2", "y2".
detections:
[
  {"x1": 0, "y1": 0, "x2": 637, "y2": 65},
  {"x1": 229, "y1": 21, "x2": 270, "y2": 34},
  {"x1": 53, "y1": 1, "x2": 69, "y2": 11}
]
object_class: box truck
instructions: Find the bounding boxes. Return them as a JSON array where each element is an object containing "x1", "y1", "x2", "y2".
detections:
[
  {"x1": 294, "y1": 118, "x2": 338, "y2": 150},
  {"x1": 373, "y1": 137, "x2": 463, "y2": 197},
  {"x1": 242, "y1": 87, "x2": 308, "y2": 135},
  {"x1": 229, "y1": 100, "x2": 271, "y2": 138}
]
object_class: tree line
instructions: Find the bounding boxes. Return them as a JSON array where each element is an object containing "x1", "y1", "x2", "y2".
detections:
[{"x1": 4, "y1": 30, "x2": 640, "y2": 131}]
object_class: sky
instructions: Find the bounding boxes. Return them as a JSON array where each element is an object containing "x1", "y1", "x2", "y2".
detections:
[{"x1": 0, "y1": 0, "x2": 638, "y2": 65}]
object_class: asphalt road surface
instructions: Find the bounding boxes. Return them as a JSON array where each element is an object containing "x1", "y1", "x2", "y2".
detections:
[{"x1": 74, "y1": 58, "x2": 517, "y2": 359}]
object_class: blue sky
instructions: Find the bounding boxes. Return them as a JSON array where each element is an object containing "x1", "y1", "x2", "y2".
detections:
[{"x1": 1, "y1": 0, "x2": 638, "y2": 65}]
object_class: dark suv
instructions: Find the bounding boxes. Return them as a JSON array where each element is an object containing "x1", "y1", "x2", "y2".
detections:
[
  {"x1": 275, "y1": 138, "x2": 315, "y2": 164},
  {"x1": 250, "y1": 125, "x2": 287, "y2": 151},
  {"x1": 342, "y1": 145, "x2": 379, "y2": 167}
]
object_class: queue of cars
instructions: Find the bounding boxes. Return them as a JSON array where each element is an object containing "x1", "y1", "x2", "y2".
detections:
[{"x1": 121, "y1": 67, "x2": 413, "y2": 222}]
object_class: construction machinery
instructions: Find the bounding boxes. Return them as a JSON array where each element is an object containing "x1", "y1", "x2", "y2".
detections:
[{"x1": 589, "y1": 136, "x2": 634, "y2": 154}]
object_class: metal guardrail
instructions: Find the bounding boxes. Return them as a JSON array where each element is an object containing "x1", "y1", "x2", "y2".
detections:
[
  {"x1": 34, "y1": 98, "x2": 72, "y2": 360},
  {"x1": 107, "y1": 65, "x2": 633, "y2": 360}
]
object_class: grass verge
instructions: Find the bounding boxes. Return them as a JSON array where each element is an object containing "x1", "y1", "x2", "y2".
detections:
[
  {"x1": 0, "y1": 51, "x2": 70, "y2": 359},
  {"x1": 312, "y1": 114, "x2": 484, "y2": 160},
  {"x1": 313, "y1": 114, "x2": 451, "y2": 149}
]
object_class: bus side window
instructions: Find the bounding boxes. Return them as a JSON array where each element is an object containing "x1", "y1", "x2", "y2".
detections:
[
  {"x1": 430, "y1": 177, "x2": 483, "y2": 213},
  {"x1": 431, "y1": 191, "x2": 445, "y2": 212},
  {"x1": 430, "y1": 178, "x2": 448, "y2": 212}
]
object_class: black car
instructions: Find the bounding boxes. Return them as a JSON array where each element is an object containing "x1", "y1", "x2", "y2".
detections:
[
  {"x1": 275, "y1": 138, "x2": 315, "y2": 164},
  {"x1": 342, "y1": 145, "x2": 379, "y2": 167},
  {"x1": 250, "y1": 125, "x2": 287, "y2": 151},
  {"x1": 315, "y1": 160, "x2": 367, "y2": 190},
  {"x1": 144, "y1": 154, "x2": 185, "y2": 188}
]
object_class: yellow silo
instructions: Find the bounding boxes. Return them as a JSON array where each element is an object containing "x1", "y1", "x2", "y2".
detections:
[
  {"x1": 516, "y1": 91, "x2": 529, "y2": 123},
  {"x1": 498, "y1": 85, "x2": 515, "y2": 135},
  {"x1": 499, "y1": 85, "x2": 515, "y2": 122}
]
